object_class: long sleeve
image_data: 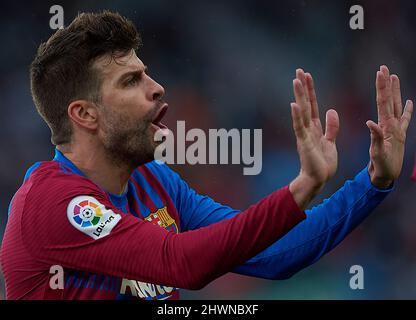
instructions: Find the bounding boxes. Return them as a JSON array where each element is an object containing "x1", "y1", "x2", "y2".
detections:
[
  {"x1": 234, "y1": 167, "x2": 393, "y2": 279},
  {"x1": 17, "y1": 168, "x2": 305, "y2": 291},
  {"x1": 147, "y1": 163, "x2": 392, "y2": 280}
]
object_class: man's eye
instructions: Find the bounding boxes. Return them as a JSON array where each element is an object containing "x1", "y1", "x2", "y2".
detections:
[
  {"x1": 126, "y1": 77, "x2": 138, "y2": 86},
  {"x1": 125, "y1": 74, "x2": 142, "y2": 87}
]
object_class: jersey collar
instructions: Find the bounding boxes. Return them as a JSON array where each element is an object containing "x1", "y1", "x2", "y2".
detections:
[
  {"x1": 53, "y1": 148, "x2": 129, "y2": 208},
  {"x1": 53, "y1": 148, "x2": 86, "y2": 177}
]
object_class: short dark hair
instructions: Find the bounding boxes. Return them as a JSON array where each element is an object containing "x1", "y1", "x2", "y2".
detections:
[{"x1": 30, "y1": 11, "x2": 141, "y2": 145}]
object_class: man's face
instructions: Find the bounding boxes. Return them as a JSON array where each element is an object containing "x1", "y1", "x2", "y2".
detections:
[{"x1": 93, "y1": 50, "x2": 168, "y2": 168}]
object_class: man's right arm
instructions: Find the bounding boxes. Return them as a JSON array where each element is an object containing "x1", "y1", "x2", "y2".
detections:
[{"x1": 22, "y1": 173, "x2": 305, "y2": 290}]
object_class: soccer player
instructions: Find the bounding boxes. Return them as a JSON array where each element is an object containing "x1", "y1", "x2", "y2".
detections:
[{"x1": 1, "y1": 12, "x2": 413, "y2": 300}]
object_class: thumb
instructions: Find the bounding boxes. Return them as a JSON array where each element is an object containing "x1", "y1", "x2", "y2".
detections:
[
  {"x1": 366, "y1": 120, "x2": 384, "y2": 154},
  {"x1": 324, "y1": 109, "x2": 339, "y2": 143}
]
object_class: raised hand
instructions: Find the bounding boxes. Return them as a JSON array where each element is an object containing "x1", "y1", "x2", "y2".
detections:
[
  {"x1": 289, "y1": 69, "x2": 340, "y2": 210},
  {"x1": 367, "y1": 65, "x2": 413, "y2": 188}
]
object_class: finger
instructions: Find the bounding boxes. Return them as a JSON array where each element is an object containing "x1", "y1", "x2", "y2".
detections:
[
  {"x1": 296, "y1": 69, "x2": 310, "y2": 103},
  {"x1": 366, "y1": 120, "x2": 384, "y2": 155},
  {"x1": 366, "y1": 120, "x2": 384, "y2": 146},
  {"x1": 293, "y1": 79, "x2": 311, "y2": 127},
  {"x1": 376, "y1": 69, "x2": 394, "y2": 121},
  {"x1": 380, "y1": 65, "x2": 390, "y2": 78},
  {"x1": 290, "y1": 102, "x2": 306, "y2": 140},
  {"x1": 305, "y1": 72, "x2": 320, "y2": 120},
  {"x1": 391, "y1": 74, "x2": 403, "y2": 118},
  {"x1": 367, "y1": 120, "x2": 384, "y2": 138},
  {"x1": 380, "y1": 66, "x2": 393, "y2": 108},
  {"x1": 400, "y1": 100, "x2": 414, "y2": 132},
  {"x1": 324, "y1": 109, "x2": 339, "y2": 143}
]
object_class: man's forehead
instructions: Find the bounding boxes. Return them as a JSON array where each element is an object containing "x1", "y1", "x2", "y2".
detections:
[{"x1": 94, "y1": 50, "x2": 145, "y2": 76}]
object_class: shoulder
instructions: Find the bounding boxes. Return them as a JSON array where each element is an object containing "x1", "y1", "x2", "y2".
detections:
[
  {"x1": 15, "y1": 162, "x2": 122, "y2": 256},
  {"x1": 24, "y1": 160, "x2": 104, "y2": 197},
  {"x1": 19, "y1": 161, "x2": 114, "y2": 235},
  {"x1": 18, "y1": 161, "x2": 110, "y2": 224}
]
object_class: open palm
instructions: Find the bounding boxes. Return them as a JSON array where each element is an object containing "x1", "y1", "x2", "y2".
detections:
[
  {"x1": 291, "y1": 69, "x2": 339, "y2": 185},
  {"x1": 367, "y1": 66, "x2": 413, "y2": 188}
]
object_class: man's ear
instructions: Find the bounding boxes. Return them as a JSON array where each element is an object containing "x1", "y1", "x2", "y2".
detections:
[{"x1": 67, "y1": 100, "x2": 99, "y2": 130}]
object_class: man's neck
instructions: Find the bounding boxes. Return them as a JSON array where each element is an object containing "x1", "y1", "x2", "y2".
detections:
[{"x1": 57, "y1": 144, "x2": 133, "y2": 196}]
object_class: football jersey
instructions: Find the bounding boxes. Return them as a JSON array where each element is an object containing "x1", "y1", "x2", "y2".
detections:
[{"x1": 1, "y1": 149, "x2": 305, "y2": 299}]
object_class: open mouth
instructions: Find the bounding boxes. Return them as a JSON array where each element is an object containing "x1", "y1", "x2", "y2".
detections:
[{"x1": 151, "y1": 104, "x2": 168, "y2": 130}]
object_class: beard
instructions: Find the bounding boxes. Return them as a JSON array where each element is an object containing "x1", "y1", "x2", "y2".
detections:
[{"x1": 100, "y1": 105, "x2": 161, "y2": 169}]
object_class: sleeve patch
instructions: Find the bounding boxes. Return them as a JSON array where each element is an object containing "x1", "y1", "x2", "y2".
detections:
[{"x1": 67, "y1": 195, "x2": 121, "y2": 240}]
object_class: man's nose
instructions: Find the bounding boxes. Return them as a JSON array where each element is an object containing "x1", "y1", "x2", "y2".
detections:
[{"x1": 148, "y1": 77, "x2": 165, "y2": 101}]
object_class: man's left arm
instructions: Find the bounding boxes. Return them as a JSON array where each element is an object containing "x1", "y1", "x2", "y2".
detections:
[
  {"x1": 237, "y1": 66, "x2": 413, "y2": 279},
  {"x1": 148, "y1": 65, "x2": 412, "y2": 280},
  {"x1": 148, "y1": 162, "x2": 391, "y2": 280},
  {"x1": 234, "y1": 166, "x2": 392, "y2": 279}
]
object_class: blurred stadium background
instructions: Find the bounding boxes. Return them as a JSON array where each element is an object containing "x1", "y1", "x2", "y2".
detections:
[{"x1": 1, "y1": 0, "x2": 416, "y2": 299}]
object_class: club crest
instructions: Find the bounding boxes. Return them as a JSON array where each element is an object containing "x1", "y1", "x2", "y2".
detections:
[{"x1": 144, "y1": 207, "x2": 178, "y2": 234}]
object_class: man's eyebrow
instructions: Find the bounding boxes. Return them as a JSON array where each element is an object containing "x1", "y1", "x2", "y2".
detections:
[{"x1": 117, "y1": 65, "x2": 148, "y2": 84}]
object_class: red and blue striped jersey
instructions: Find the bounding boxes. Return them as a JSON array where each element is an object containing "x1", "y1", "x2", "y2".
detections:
[{"x1": 1, "y1": 149, "x2": 305, "y2": 299}]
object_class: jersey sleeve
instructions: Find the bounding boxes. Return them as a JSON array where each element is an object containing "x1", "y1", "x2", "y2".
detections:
[
  {"x1": 22, "y1": 169, "x2": 305, "y2": 290},
  {"x1": 148, "y1": 163, "x2": 393, "y2": 279},
  {"x1": 234, "y1": 167, "x2": 393, "y2": 279}
]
